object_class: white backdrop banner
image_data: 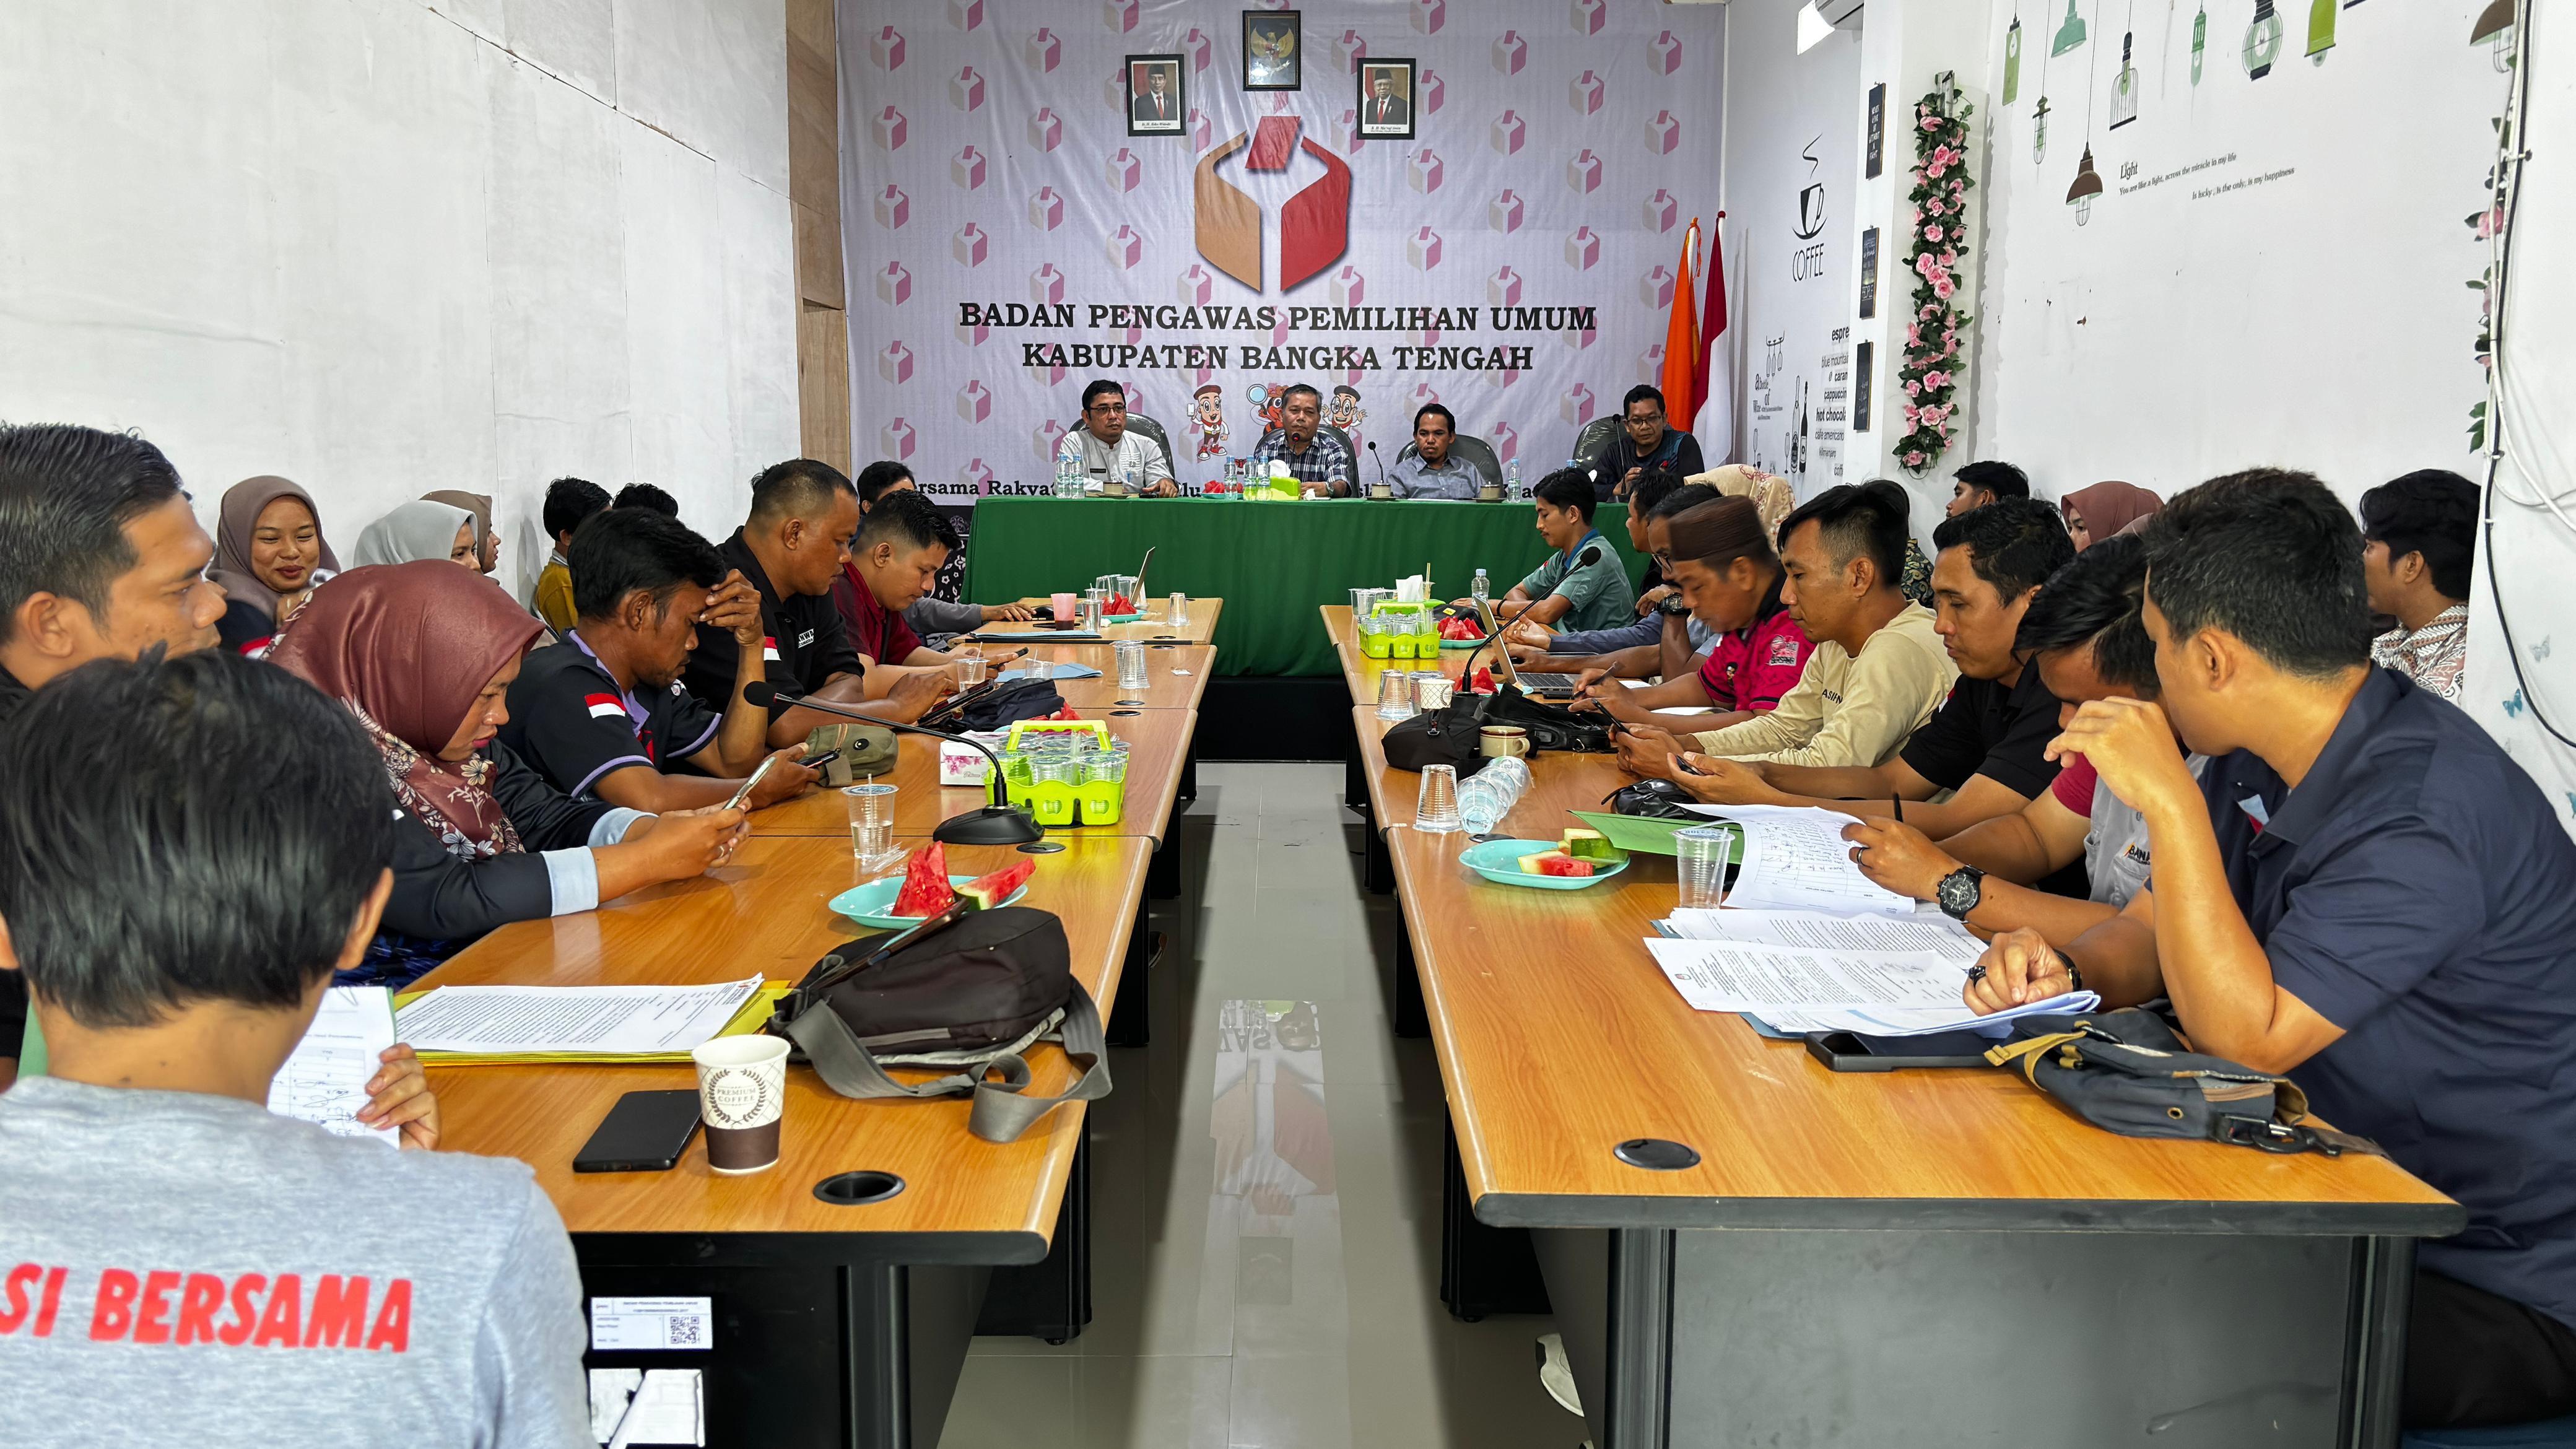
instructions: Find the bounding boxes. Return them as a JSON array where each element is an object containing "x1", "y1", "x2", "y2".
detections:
[
  {"x1": 836, "y1": 0, "x2": 1723, "y2": 505},
  {"x1": 1966, "y1": 0, "x2": 2507, "y2": 505}
]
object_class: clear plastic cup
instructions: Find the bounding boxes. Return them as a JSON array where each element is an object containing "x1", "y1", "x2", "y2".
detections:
[
  {"x1": 843, "y1": 783, "x2": 899, "y2": 868},
  {"x1": 1376, "y1": 668, "x2": 1418, "y2": 721},
  {"x1": 1050, "y1": 591, "x2": 1076, "y2": 618},
  {"x1": 1170, "y1": 592, "x2": 1190, "y2": 627},
  {"x1": 1115, "y1": 641, "x2": 1149, "y2": 690},
  {"x1": 1414, "y1": 764, "x2": 1462, "y2": 833},
  {"x1": 955, "y1": 650, "x2": 988, "y2": 687},
  {"x1": 1025, "y1": 656, "x2": 1055, "y2": 681},
  {"x1": 1675, "y1": 825, "x2": 1733, "y2": 909}
]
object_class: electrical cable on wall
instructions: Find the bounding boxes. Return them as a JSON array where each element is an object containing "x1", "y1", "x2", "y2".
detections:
[{"x1": 2477, "y1": 0, "x2": 2576, "y2": 747}]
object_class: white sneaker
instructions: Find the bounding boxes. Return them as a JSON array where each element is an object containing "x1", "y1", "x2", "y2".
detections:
[{"x1": 1534, "y1": 1331, "x2": 1583, "y2": 1417}]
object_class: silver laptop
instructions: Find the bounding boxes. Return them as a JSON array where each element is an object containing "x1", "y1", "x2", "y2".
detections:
[{"x1": 1469, "y1": 598, "x2": 1580, "y2": 698}]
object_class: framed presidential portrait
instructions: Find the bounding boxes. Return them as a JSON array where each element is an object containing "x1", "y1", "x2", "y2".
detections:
[
  {"x1": 1242, "y1": 11, "x2": 1301, "y2": 91},
  {"x1": 1125, "y1": 54, "x2": 1186, "y2": 136},
  {"x1": 1355, "y1": 58, "x2": 1416, "y2": 139}
]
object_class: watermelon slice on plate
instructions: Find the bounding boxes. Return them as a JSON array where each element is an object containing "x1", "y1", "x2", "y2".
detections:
[
  {"x1": 889, "y1": 841, "x2": 954, "y2": 916},
  {"x1": 960, "y1": 859, "x2": 1035, "y2": 910}
]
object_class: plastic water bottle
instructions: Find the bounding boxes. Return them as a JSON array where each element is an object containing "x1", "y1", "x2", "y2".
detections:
[
  {"x1": 1504, "y1": 457, "x2": 1523, "y2": 499},
  {"x1": 1458, "y1": 756, "x2": 1531, "y2": 837},
  {"x1": 1472, "y1": 569, "x2": 1490, "y2": 604}
]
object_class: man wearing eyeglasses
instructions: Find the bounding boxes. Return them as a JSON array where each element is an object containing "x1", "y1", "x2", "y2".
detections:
[
  {"x1": 1056, "y1": 380, "x2": 1178, "y2": 496},
  {"x1": 1596, "y1": 385, "x2": 1706, "y2": 501}
]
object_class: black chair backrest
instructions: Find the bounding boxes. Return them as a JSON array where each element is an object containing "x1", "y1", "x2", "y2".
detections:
[
  {"x1": 1123, "y1": 412, "x2": 1173, "y2": 469},
  {"x1": 1571, "y1": 416, "x2": 1621, "y2": 466}
]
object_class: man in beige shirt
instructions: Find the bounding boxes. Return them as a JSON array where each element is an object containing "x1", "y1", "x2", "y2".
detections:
[{"x1": 1616, "y1": 481, "x2": 1953, "y2": 777}]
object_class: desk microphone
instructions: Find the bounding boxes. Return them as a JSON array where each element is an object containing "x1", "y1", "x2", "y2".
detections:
[
  {"x1": 1575, "y1": 545, "x2": 1603, "y2": 569},
  {"x1": 742, "y1": 682, "x2": 1043, "y2": 846},
  {"x1": 1368, "y1": 440, "x2": 1386, "y2": 495}
]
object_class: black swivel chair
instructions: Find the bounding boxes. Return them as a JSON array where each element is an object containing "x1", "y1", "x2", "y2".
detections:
[{"x1": 1570, "y1": 416, "x2": 1621, "y2": 467}]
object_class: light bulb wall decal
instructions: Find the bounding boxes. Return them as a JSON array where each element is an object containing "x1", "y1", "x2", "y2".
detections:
[
  {"x1": 2068, "y1": 0, "x2": 2104, "y2": 227},
  {"x1": 2471, "y1": 0, "x2": 2517, "y2": 72},
  {"x1": 2305, "y1": 0, "x2": 2335, "y2": 63},
  {"x1": 2111, "y1": 3, "x2": 2139, "y2": 128},
  {"x1": 2243, "y1": 0, "x2": 2283, "y2": 79},
  {"x1": 2004, "y1": 11, "x2": 2024, "y2": 103},
  {"x1": 2053, "y1": 0, "x2": 2089, "y2": 56},
  {"x1": 2191, "y1": 4, "x2": 2208, "y2": 84},
  {"x1": 2067, "y1": 145, "x2": 2105, "y2": 224}
]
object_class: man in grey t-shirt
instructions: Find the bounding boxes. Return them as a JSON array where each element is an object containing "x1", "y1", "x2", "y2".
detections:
[{"x1": 0, "y1": 651, "x2": 588, "y2": 1449}]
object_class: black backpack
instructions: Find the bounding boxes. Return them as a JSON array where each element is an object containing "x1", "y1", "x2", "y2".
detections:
[
  {"x1": 768, "y1": 905, "x2": 1109, "y2": 1142},
  {"x1": 1379, "y1": 682, "x2": 1614, "y2": 775}
]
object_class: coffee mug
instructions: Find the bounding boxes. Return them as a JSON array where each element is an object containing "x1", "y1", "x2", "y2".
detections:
[
  {"x1": 1476, "y1": 482, "x2": 1503, "y2": 502},
  {"x1": 1479, "y1": 724, "x2": 1531, "y2": 759},
  {"x1": 692, "y1": 1035, "x2": 789, "y2": 1174}
]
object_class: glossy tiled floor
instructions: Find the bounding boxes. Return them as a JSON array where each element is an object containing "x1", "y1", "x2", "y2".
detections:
[{"x1": 938, "y1": 763, "x2": 1583, "y2": 1449}]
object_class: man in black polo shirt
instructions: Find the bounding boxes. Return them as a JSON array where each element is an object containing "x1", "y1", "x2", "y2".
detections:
[
  {"x1": 1971, "y1": 471, "x2": 2576, "y2": 1432},
  {"x1": 1675, "y1": 497, "x2": 2087, "y2": 900},
  {"x1": 0, "y1": 423, "x2": 228, "y2": 1088},
  {"x1": 680, "y1": 458, "x2": 947, "y2": 746},
  {"x1": 502, "y1": 508, "x2": 817, "y2": 812}
]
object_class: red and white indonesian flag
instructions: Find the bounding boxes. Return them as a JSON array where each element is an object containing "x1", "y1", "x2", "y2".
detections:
[
  {"x1": 762, "y1": 636, "x2": 780, "y2": 662},
  {"x1": 585, "y1": 693, "x2": 625, "y2": 721}
]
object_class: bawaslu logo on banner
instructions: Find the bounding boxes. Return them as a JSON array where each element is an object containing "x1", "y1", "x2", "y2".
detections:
[{"x1": 837, "y1": 0, "x2": 1723, "y2": 505}]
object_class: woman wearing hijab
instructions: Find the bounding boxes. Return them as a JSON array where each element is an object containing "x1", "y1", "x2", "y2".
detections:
[
  {"x1": 2060, "y1": 481, "x2": 2162, "y2": 552},
  {"x1": 424, "y1": 489, "x2": 500, "y2": 573},
  {"x1": 351, "y1": 499, "x2": 482, "y2": 569},
  {"x1": 266, "y1": 560, "x2": 746, "y2": 986},
  {"x1": 207, "y1": 476, "x2": 339, "y2": 656}
]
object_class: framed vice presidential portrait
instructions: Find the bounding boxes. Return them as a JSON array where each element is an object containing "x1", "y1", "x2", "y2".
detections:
[
  {"x1": 1243, "y1": 11, "x2": 1301, "y2": 91},
  {"x1": 1355, "y1": 58, "x2": 1416, "y2": 139},
  {"x1": 1126, "y1": 55, "x2": 1185, "y2": 136}
]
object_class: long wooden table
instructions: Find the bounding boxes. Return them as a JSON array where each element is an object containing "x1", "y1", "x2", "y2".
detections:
[
  {"x1": 1323, "y1": 604, "x2": 2461, "y2": 1449},
  {"x1": 421, "y1": 647, "x2": 1209, "y2": 1446}
]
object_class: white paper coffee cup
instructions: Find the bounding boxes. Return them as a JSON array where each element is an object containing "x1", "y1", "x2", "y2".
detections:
[{"x1": 691, "y1": 1035, "x2": 789, "y2": 1174}]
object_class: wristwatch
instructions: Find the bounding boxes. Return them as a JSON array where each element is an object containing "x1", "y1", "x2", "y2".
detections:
[{"x1": 1934, "y1": 865, "x2": 1986, "y2": 921}]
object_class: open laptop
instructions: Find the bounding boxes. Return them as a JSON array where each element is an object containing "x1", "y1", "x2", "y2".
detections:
[{"x1": 1468, "y1": 598, "x2": 1582, "y2": 698}]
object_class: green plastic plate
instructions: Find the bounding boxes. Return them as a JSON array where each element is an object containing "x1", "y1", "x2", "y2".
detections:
[
  {"x1": 1566, "y1": 811, "x2": 1741, "y2": 861},
  {"x1": 1460, "y1": 837, "x2": 1632, "y2": 890}
]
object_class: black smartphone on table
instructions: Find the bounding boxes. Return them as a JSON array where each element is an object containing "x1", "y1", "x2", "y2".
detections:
[{"x1": 573, "y1": 1089, "x2": 703, "y2": 1172}]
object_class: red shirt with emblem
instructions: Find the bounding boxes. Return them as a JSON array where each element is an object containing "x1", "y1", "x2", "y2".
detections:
[{"x1": 1697, "y1": 607, "x2": 1812, "y2": 713}]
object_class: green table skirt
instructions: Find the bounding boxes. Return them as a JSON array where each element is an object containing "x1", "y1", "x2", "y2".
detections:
[{"x1": 960, "y1": 497, "x2": 1650, "y2": 677}]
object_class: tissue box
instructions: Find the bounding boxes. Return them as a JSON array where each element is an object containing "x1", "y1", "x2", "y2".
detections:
[{"x1": 940, "y1": 733, "x2": 1007, "y2": 785}]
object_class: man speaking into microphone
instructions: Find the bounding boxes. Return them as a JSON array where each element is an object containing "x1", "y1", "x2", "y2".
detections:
[{"x1": 1463, "y1": 467, "x2": 1636, "y2": 632}]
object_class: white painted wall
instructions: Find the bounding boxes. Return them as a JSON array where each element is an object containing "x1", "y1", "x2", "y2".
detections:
[
  {"x1": 1718, "y1": 0, "x2": 1863, "y2": 500},
  {"x1": 0, "y1": 0, "x2": 797, "y2": 597}
]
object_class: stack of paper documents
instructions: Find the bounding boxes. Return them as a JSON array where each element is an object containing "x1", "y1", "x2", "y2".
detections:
[
  {"x1": 1645, "y1": 908, "x2": 2099, "y2": 1038},
  {"x1": 394, "y1": 977, "x2": 780, "y2": 1064}
]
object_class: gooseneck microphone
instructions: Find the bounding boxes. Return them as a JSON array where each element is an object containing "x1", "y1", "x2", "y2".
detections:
[
  {"x1": 1368, "y1": 439, "x2": 1387, "y2": 496},
  {"x1": 742, "y1": 682, "x2": 1043, "y2": 846}
]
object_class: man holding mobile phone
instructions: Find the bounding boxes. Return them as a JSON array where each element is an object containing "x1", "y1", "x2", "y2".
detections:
[{"x1": 503, "y1": 507, "x2": 817, "y2": 812}]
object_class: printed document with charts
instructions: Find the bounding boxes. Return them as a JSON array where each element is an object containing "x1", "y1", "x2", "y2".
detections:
[{"x1": 1645, "y1": 801, "x2": 2101, "y2": 1036}]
